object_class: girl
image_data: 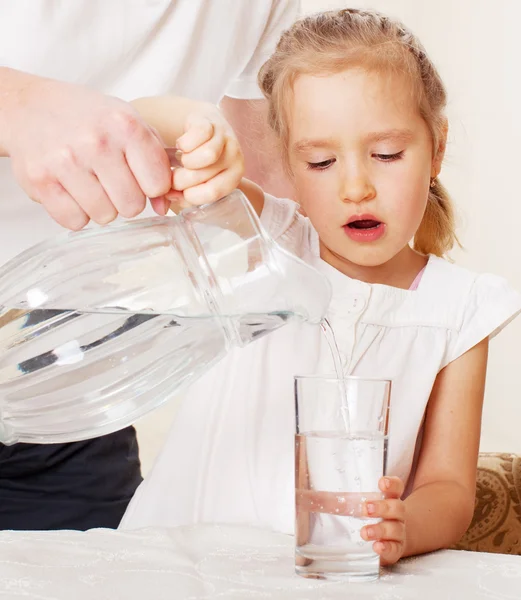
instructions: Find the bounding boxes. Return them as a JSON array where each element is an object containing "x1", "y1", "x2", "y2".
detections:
[{"x1": 121, "y1": 9, "x2": 521, "y2": 565}]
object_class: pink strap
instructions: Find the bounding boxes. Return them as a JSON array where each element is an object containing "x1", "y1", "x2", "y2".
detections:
[{"x1": 409, "y1": 266, "x2": 426, "y2": 291}]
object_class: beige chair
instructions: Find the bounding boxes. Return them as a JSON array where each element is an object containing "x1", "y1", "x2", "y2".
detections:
[{"x1": 452, "y1": 453, "x2": 521, "y2": 554}]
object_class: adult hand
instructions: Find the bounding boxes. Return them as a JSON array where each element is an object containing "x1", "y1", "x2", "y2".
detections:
[{"x1": 1, "y1": 69, "x2": 172, "y2": 229}]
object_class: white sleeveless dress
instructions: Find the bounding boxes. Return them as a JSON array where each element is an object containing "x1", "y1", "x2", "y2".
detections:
[{"x1": 121, "y1": 194, "x2": 521, "y2": 533}]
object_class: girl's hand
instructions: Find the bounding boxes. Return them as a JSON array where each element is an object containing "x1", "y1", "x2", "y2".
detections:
[
  {"x1": 361, "y1": 476, "x2": 407, "y2": 566},
  {"x1": 162, "y1": 109, "x2": 244, "y2": 212}
]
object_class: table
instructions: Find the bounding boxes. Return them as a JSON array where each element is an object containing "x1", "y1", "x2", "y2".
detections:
[{"x1": 0, "y1": 524, "x2": 519, "y2": 599}]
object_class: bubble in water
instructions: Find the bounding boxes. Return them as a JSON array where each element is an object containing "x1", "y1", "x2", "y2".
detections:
[
  {"x1": 337, "y1": 496, "x2": 346, "y2": 504},
  {"x1": 335, "y1": 508, "x2": 340, "y2": 513}
]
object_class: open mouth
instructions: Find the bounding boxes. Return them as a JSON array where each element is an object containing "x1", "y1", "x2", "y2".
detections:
[
  {"x1": 346, "y1": 219, "x2": 382, "y2": 230},
  {"x1": 344, "y1": 215, "x2": 386, "y2": 242}
]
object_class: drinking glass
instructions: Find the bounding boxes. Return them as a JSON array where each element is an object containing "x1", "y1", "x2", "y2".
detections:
[{"x1": 294, "y1": 375, "x2": 391, "y2": 581}]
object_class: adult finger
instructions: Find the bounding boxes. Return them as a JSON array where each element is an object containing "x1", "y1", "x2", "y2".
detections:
[
  {"x1": 57, "y1": 166, "x2": 117, "y2": 225},
  {"x1": 94, "y1": 153, "x2": 147, "y2": 219},
  {"x1": 39, "y1": 180, "x2": 90, "y2": 230},
  {"x1": 125, "y1": 126, "x2": 171, "y2": 199}
]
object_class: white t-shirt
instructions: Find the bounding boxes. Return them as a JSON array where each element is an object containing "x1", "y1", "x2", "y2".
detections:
[
  {"x1": 120, "y1": 193, "x2": 521, "y2": 534},
  {"x1": 0, "y1": 0, "x2": 299, "y2": 265}
]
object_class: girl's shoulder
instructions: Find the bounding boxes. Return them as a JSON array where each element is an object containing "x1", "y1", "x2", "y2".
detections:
[
  {"x1": 323, "y1": 254, "x2": 520, "y2": 366},
  {"x1": 360, "y1": 255, "x2": 519, "y2": 326},
  {"x1": 393, "y1": 256, "x2": 521, "y2": 365},
  {"x1": 421, "y1": 255, "x2": 520, "y2": 325}
]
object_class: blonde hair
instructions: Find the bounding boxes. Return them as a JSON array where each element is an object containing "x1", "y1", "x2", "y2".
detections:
[{"x1": 258, "y1": 8, "x2": 457, "y2": 257}]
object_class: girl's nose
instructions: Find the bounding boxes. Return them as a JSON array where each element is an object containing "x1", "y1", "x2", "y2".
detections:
[{"x1": 340, "y1": 162, "x2": 376, "y2": 204}]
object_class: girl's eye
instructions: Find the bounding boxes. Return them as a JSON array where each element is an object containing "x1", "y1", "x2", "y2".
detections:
[
  {"x1": 306, "y1": 158, "x2": 335, "y2": 170},
  {"x1": 373, "y1": 151, "x2": 404, "y2": 162}
]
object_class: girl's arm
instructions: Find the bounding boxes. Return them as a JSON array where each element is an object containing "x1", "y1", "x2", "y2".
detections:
[
  {"x1": 133, "y1": 95, "x2": 292, "y2": 203},
  {"x1": 131, "y1": 96, "x2": 228, "y2": 148},
  {"x1": 402, "y1": 337, "x2": 488, "y2": 557},
  {"x1": 132, "y1": 95, "x2": 266, "y2": 214},
  {"x1": 131, "y1": 95, "x2": 245, "y2": 208}
]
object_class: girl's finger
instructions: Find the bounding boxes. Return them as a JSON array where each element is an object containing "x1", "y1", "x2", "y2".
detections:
[
  {"x1": 374, "y1": 540, "x2": 404, "y2": 566},
  {"x1": 173, "y1": 136, "x2": 242, "y2": 191},
  {"x1": 176, "y1": 117, "x2": 214, "y2": 153},
  {"x1": 183, "y1": 164, "x2": 243, "y2": 206},
  {"x1": 179, "y1": 127, "x2": 226, "y2": 170},
  {"x1": 379, "y1": 476, "x2": 405, "y2": 499},
  {"x1": 361, "y1": 519, "x2": 406, "y2": 544},
  {"x1": 172, "y1": 164, "x2": 224, "y2": 192},
  {"x1": 365, "y1": 498, "x2": 406, "y2": 520}
]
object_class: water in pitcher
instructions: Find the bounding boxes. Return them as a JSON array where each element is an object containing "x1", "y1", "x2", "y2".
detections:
[
  {"x1": 0, "y1": 191, "x2": 333, "y2": 444},
  {"x1": 0, "y1": 306, "x2": 291, "y2": 444}
]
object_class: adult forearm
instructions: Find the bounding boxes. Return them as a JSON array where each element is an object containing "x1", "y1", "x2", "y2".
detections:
[
  {"x1": 219, "y1": 96, "x2": 294, "y2": 199},
  {"x1": 403, "y1": 481, "x2": 475, "y2": 558},
  {"x1": 0, "y1": 67, "x2": 41, "y2": 156},
  {"x1": 244, "y1": 152, "x2": 295, "y2": 199}
]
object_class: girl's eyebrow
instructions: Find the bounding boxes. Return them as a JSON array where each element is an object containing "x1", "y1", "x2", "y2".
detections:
[
  {"x1": 364, "y1": 129, "x2": 415, "y2": 144},
  {"x1": 293, "y1": 129, "x2": 415, "y2": 154},
  {"x1": 292, "y1": 137, "x2": 341, "y2": 154}
]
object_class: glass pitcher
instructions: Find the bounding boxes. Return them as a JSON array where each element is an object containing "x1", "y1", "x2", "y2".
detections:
[{"x1": 0, "y1": 190, "x2": 331, "y2": 444}]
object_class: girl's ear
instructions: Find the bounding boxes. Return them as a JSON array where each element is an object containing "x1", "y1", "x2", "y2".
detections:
[{"x1": 432, "y1": 118, "x2": 448, "y2": 179}]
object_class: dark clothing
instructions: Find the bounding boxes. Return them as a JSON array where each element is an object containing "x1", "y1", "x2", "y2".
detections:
[{"x1": 0, "y1": 426, "x2": 142, "y2": 530}]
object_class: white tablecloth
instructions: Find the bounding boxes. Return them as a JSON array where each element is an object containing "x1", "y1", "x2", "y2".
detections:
[{"x1": 0, "y1": 525, "x2": 519, "y2": 599}]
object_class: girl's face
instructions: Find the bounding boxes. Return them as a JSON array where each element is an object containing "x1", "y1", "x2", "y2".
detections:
[{"x1": 287, "y1": 68, "x2": 445, "y2": 272}]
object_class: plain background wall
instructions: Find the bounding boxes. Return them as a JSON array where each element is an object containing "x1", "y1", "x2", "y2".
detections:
[{"x1": 136, "y1": 0, "x2": 521, "y2": 475}]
